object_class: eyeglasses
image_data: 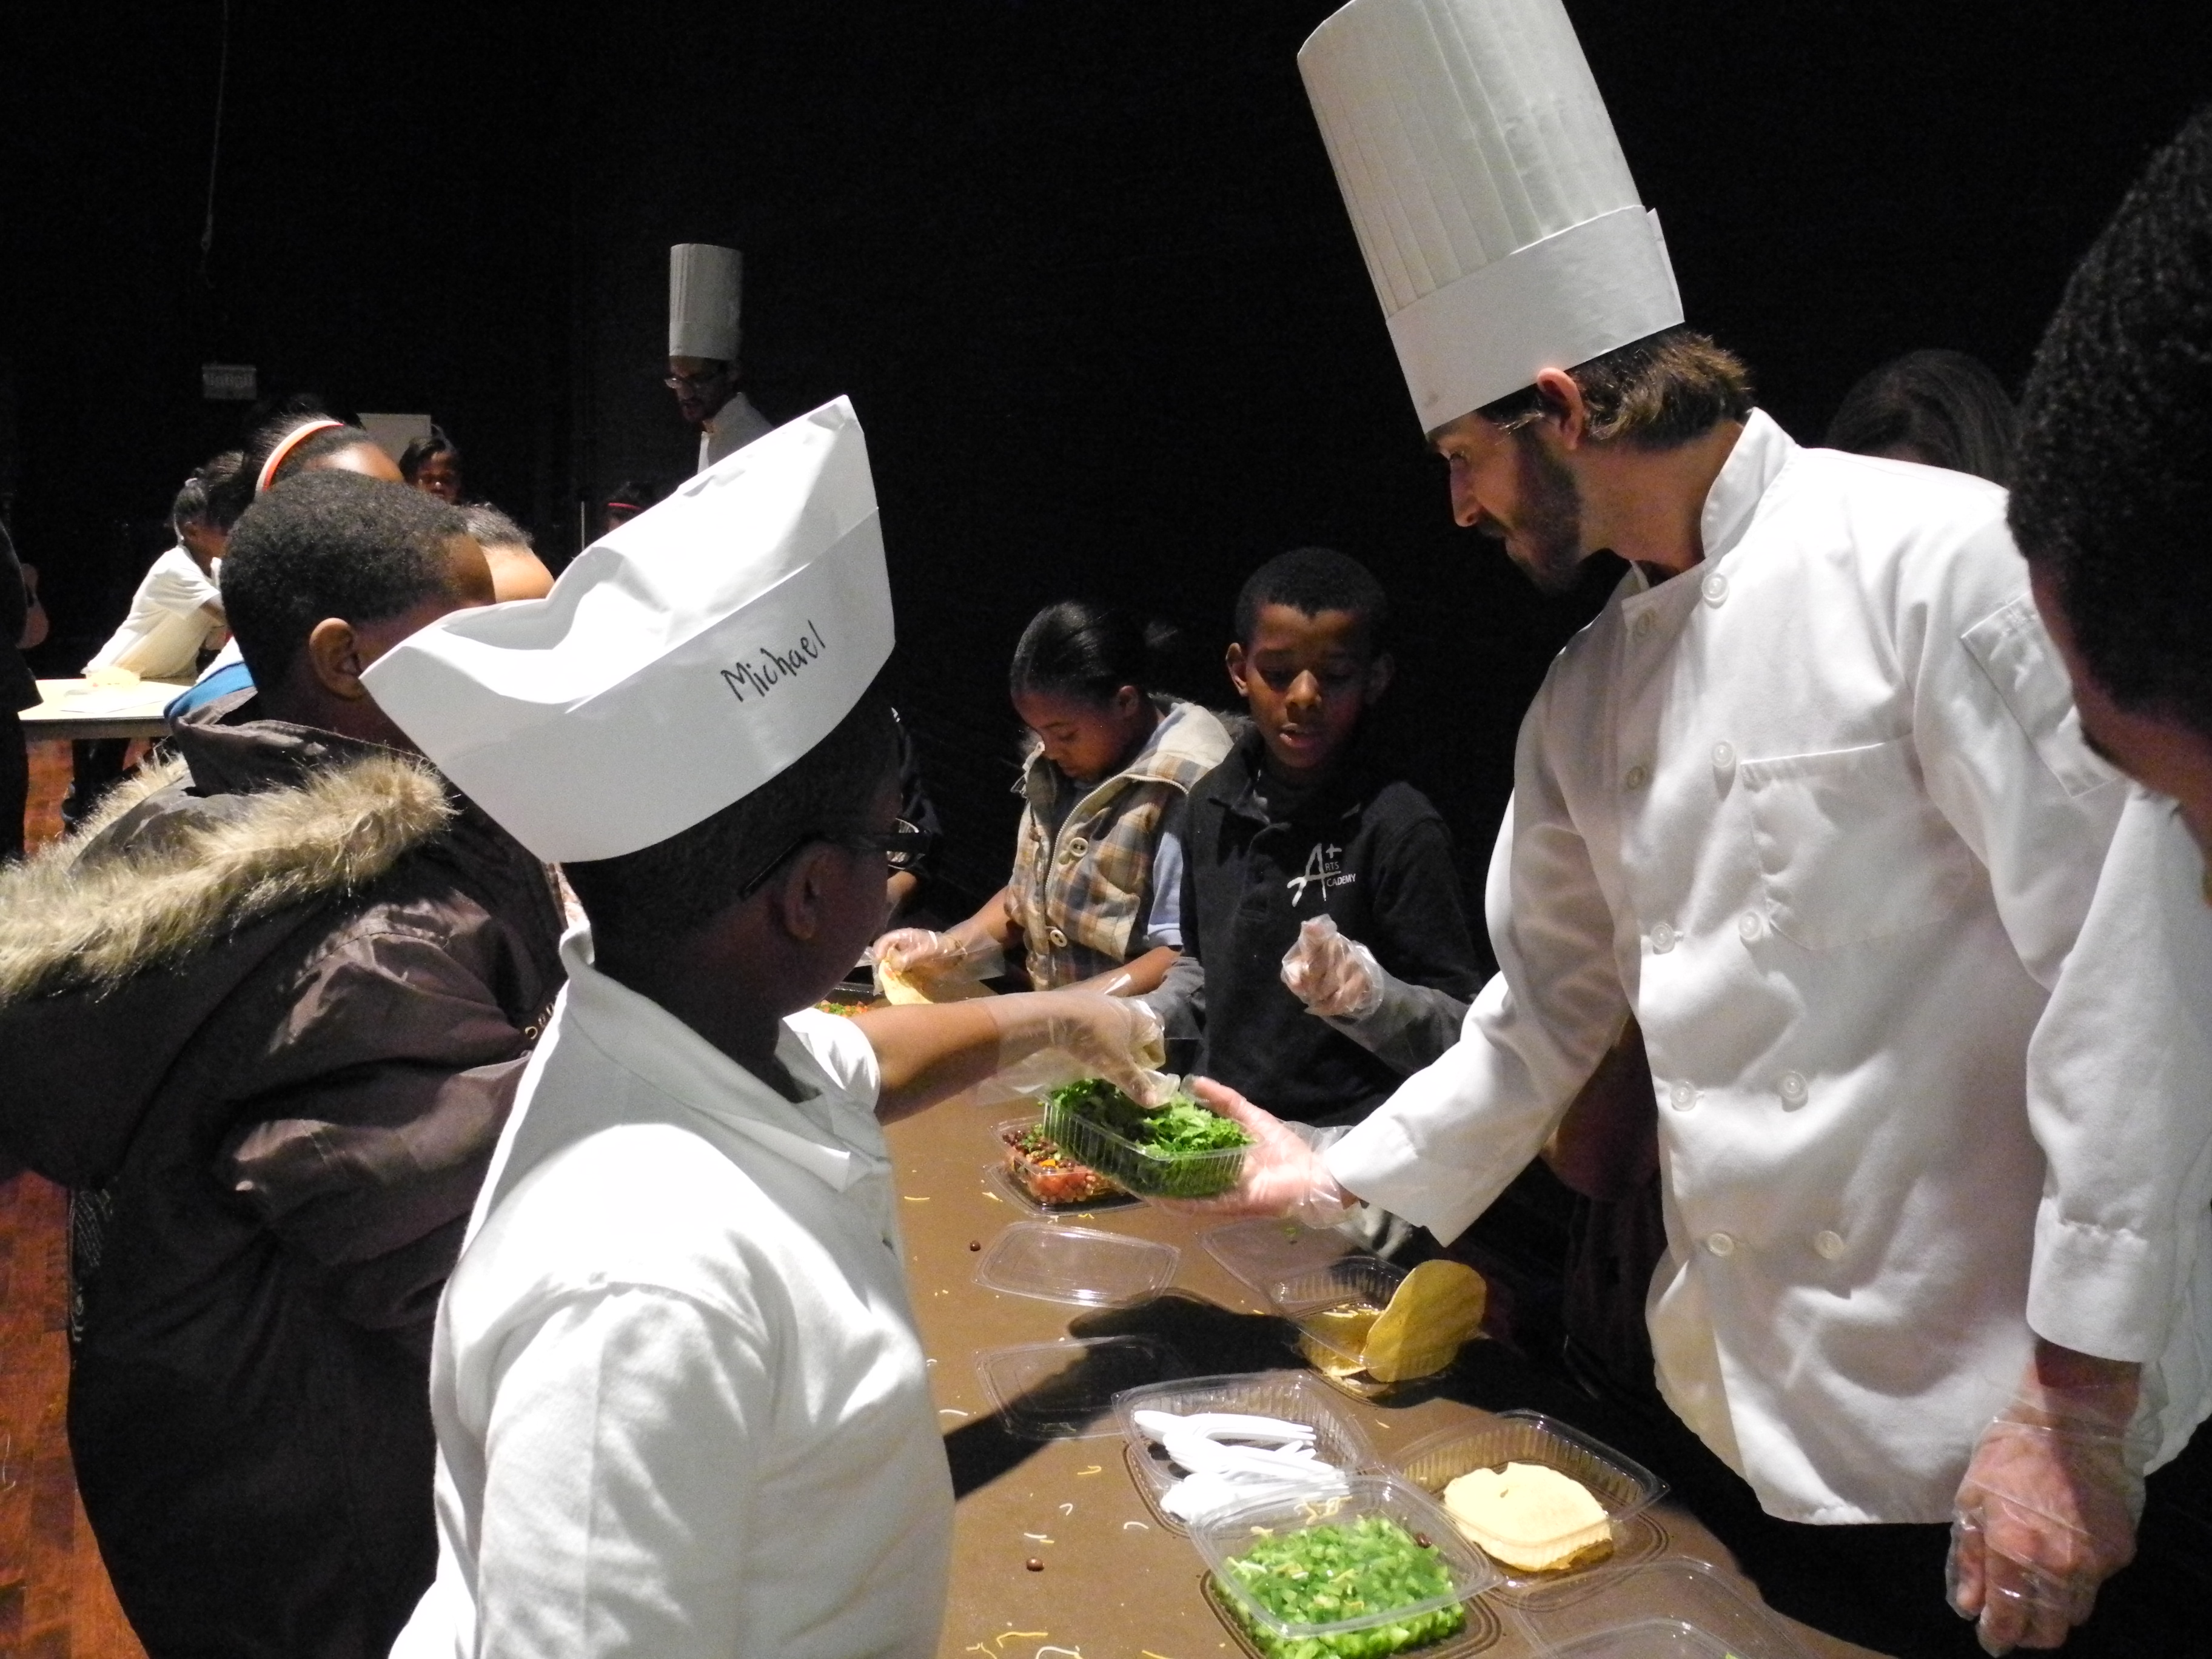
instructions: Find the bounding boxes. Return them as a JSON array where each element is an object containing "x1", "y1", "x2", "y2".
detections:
[
  {"x1": 664, "y1": 368, "x2": 731, "y2": 392},
  {"x1": 735, "y1": 820, "x2": 930, "y2": 900}
]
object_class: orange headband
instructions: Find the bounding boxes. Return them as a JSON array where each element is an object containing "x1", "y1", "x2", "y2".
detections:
[{"x1": 253, "y1": 418, "x2": 346, "y2": 495}]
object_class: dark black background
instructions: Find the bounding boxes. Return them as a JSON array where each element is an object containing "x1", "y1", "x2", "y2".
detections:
[{"x1": 2, "y1": 2, "x2": 2205, "y2": 899}]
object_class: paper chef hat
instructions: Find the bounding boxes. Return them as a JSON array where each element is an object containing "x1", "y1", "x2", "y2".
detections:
[
  {"x1": 361, "y1": 397, "x2": 894, "y2": 863},
  {"x1": 1299, "y1": 0, "x2": 1683, "y2": 432},
  {"x1": 669, "y1": 243, "x2": 743, "y2": 361}
]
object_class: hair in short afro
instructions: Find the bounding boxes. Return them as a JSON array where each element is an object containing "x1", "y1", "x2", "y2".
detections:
[
  {"x1": 1233, "y1": 547, "x2": 1390, "y2": 652},
  {"x1": 220, "y1": 471, "x2": 472, "y2": 686},
  {"x1": 2012, "y1": 106, "x2": 2212, "y2": 735}
]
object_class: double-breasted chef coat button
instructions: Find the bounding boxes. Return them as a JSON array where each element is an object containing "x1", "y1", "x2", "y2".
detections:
[
  {"x1": 1701, "y1": 572, "x2": 1729, "y2": 606},
  {"x1": 1650, "y1": 922, "x2": 1677, "y2": 953},
  {"x1": 1048, "y1": 927, "x2": 1069, "y2": 948},
  {"x1": 1631, "y1": 612, "x2": 1655, "y2": 641},
  {"x1": 1778, "y1": 1070, "x2": 1809, "y2": 1105},
  {"x1": 1705, "y1": 1232, "x2": 1736, "y2": 1257},
  {"x1": 1737, "y1": 911, "x2": 1763, "y2": 942},
  {"x1": 1669, "y1": 1081, "x2": 1698, "y2": 1111},
  {"x1": 1624, "y1": 764, "x2": 1651, "y2": 791},
  {"x1": 1711, "y1": 741, "x2": 1735, "y2": 771},
  {"x1": 1814, "y1": 1230, "x2": 1846, "y2": 1260}
]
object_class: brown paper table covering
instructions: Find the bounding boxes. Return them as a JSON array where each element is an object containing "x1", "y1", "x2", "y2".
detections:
[{"x1": 884, "y1": 1104, "x2": 1884, "y2": 1659}]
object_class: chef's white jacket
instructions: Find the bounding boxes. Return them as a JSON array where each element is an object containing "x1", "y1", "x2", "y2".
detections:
[
  {"x1": 700, "y1": 390, "x2": 773, "y2": 473},
  {"x1": 1328, "y1": 411, "x2": 2212, "y2": 1523},
  {"x1": 392, "y1": 928, "x2": 952, "y2": 1658}
]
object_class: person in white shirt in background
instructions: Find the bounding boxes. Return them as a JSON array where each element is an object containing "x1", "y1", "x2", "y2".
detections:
[
  {"x1": 370, "y1": 398, "x2": 1169, "y2": 1659},
  {"x1": 67, "y1": 452, "x2": 244, "y2": 826},
  {"x1": 86, "y1": 452, "x2": 238, "y2": 680},
  {"x1": 1190, "y1": 2, "x2": 2212, "y2": 1653},
  {"x1": 669, "y1": 241, "x2": 773, "y2": 474}
]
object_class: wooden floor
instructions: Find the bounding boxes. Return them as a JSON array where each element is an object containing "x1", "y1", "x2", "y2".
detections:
[{"x1": 1, "y1": 739, "x2": 147, "y2": 1658}]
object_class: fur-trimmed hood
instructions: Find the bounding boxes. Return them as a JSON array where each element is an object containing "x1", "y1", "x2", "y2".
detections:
[
  {"x1": 0, "y1": 745, "x2": 452, "y2": 1007},
  {"x1": 0, "y1": 700, "x2": 558, "y2": 1187}
]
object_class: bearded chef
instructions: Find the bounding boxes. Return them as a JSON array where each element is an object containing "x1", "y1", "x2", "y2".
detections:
[
  {"x1": 669, "y1": 241, "x2": 773, "y2": 472},
  {"x1": 1192, "y1": 1, "x2": 2212, "y2": 1653},
  {"x1": 370, "y1": 399, "x2": 1170, "y2": 1657}
]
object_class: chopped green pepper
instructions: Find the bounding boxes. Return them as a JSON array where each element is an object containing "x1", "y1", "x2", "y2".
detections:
[{"x1": 1219, "y1": 1514, "x2": 1466, "y2": 1659}]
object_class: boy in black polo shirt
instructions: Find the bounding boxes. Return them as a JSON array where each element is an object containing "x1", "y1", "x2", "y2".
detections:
[{"x1": 1151, "y1": 548, "x2": 1482, "y2": 1128}]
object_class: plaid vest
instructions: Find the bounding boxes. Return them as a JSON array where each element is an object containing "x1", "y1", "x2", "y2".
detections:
[{"x1": 1008, "y1": 699, "x2": 1232, "y2": 988}]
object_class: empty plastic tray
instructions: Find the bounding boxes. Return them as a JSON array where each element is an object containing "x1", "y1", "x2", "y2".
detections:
[
  {"x1": 974, "y1": 1335, "x2": 1190, "y2": 1439},
  {"x1": 1512, "y1": 1560, "x2": 1814, "y2": 1659},
  {"x1": 1393, "y1": 1411, "x2": 1667, "y2": 1590},
  {"x1": 973, "y1": 1220, "x2": 1178, "y2": 1305},
  {"x1": 1201, "y1": 1216, "x2": 1365, "y2": 1294}
]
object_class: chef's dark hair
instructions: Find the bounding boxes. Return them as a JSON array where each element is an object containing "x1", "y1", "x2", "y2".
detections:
[
  {"x1": 1233, "y1": 548, "x2": 1390, "y2": 652},
  {"x1": 172, "y1": 451, "x2": 243, "y2": 537},
  {"x1": 221, "y1": 471, "x2": 472, "y2": 686},
  {"x1": 561, "y1": 691, "x2": 902, "y2": 950},
  {"x1": 1826, "y1": 349, "x2": 2017, "y2": 485},
  {"x1": 400, "y1": 425, "x2": 460, "y2": 484},
  {"x1": 1469, "y1": 326, "x2": 1754, "y2": 449},
  {"x1": 211, "y1": 404, "x2": 383, "y2": 529},
  {"x1": 2012, "y1": 104, "x2": 2212, "y2": 737},
  {"x1": 1009, "y1": 600, "x2": 1176, "y2": 706}
]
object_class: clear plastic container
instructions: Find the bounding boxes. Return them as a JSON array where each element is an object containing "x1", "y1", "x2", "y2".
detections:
[
  {"x1": 991, "y1": 1116, "x2": 1134, "y2": 1212},
  {"x1": 1270, "y1": 1256, "x2": 1451, "y2": 1396},
  {"x1": 1513, "y1": 1560, "x2": 1815, "y2": 1659},
  {"x1": 1110, "y1": 1369, "x2": 1385, "y2": 1529},
  {"x1": 972, "y1": 1220, "x2": 1178, "y2": 1305},
  {"x1": 1189, "y1": 1472, "x2": 1498, "y2": 1657},
  {"x1": 1042, "y1": 1090, "x2": 1248, "y2": 1198},
  {"x1": 1392, "y1": 1412, "x2": 1667, "y2": 1590},
  {"x1": 974, "y1": 1335, "x2": 1190, "y2": 1439},
  {"x1": 1202, "y1": 1216, "x2": 1364, "y2": 1294}
]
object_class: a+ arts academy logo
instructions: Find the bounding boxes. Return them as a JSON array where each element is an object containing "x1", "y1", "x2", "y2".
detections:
[{"x1": 1287, "y1": 840, "x2": 1352, "y2": 905}]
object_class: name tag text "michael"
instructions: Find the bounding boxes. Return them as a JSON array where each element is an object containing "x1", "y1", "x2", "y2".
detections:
[{"x1": 720, "y1": 620, "x2": 829, "y2": 703}]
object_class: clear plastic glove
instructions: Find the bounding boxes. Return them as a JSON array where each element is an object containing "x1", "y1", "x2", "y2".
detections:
[
  {"x1": 1153, "y1": 1077, "x2": 1353, "y2": 1227},
  {"x1": 974, "y1": 989, "x2": 1176, "y2": 1108},
  {"x1": 1947, "y1": 1373, "x2": 2147, "y2": 1654},
  {"x1": 870, "y1": 925, "x2": 1006, "y2": 988},
  {"x1": 1280, "y1": 916, "x2": 1384, "y2": 1020}
]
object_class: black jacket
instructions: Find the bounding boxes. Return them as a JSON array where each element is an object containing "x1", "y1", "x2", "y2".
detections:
[
  {"x1": 0, "y1": 695, "x2": 564, "y2": 1658},
  {"x1": 1163, "y1": 731, "x2": 1484, "y2": 1124}
]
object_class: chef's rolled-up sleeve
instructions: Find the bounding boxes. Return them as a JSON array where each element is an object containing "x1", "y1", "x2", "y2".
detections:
[{"x1": 1918, "y1": 558, "x2": 2212, "y2": 1380}]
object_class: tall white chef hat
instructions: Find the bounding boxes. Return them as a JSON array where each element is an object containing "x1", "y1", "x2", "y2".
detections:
[
  {"x1": 360, "y1": 397, "x2": 894, "y2": 863},
  {"x1": 1299, "y1": 0, "x2": 1683, "y2": 432},
  {"x1": 669, "y1": 242, "x2": 743, "y2": 361}
]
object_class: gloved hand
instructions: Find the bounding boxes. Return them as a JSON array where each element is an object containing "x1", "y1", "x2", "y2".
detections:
[
  {"x1": 871, "y1": 925, "x2": 1007, "y2": 988},
  {"x1": 1947, "y1": 1369, "x2": 2147, "y2": 1654},
  {"x1": 1280, "y1": 917, "x2": 1385, "y2": 1020},
  {"x1": 977, "y1": 988, "x2": 1175, "y2": 1108},
  {"x1": 1156, "y1": 1078, "x2": 1353, "y2": 1227}
]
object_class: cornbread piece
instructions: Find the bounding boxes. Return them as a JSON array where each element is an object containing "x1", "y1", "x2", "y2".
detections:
[{"x1": 1443, "y1": 1462, "x2": 1613, "y2": 1572}]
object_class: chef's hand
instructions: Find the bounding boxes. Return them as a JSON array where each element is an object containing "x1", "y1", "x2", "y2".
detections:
[
  {"x1": 982, "y1": 988, "x2": 1175, "y2": 1108},
  {"x1": 1948, "y1": 1354, "x2": 2146, "y2": 1654},
  {"x1": 1156, "y1": 1078, "x2": 1353, "y2": 1226},
  {"x1": 1280, "y1": 916, "x2": 1385, "y2": 1020},
  {"x1": 871, "y1": 925, "x2": 1005, "y2": 987}
]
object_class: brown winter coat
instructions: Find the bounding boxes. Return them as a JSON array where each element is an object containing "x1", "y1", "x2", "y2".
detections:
[{"x1": 0, "y1": 696, "x2": 564, "y2": 1659}]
